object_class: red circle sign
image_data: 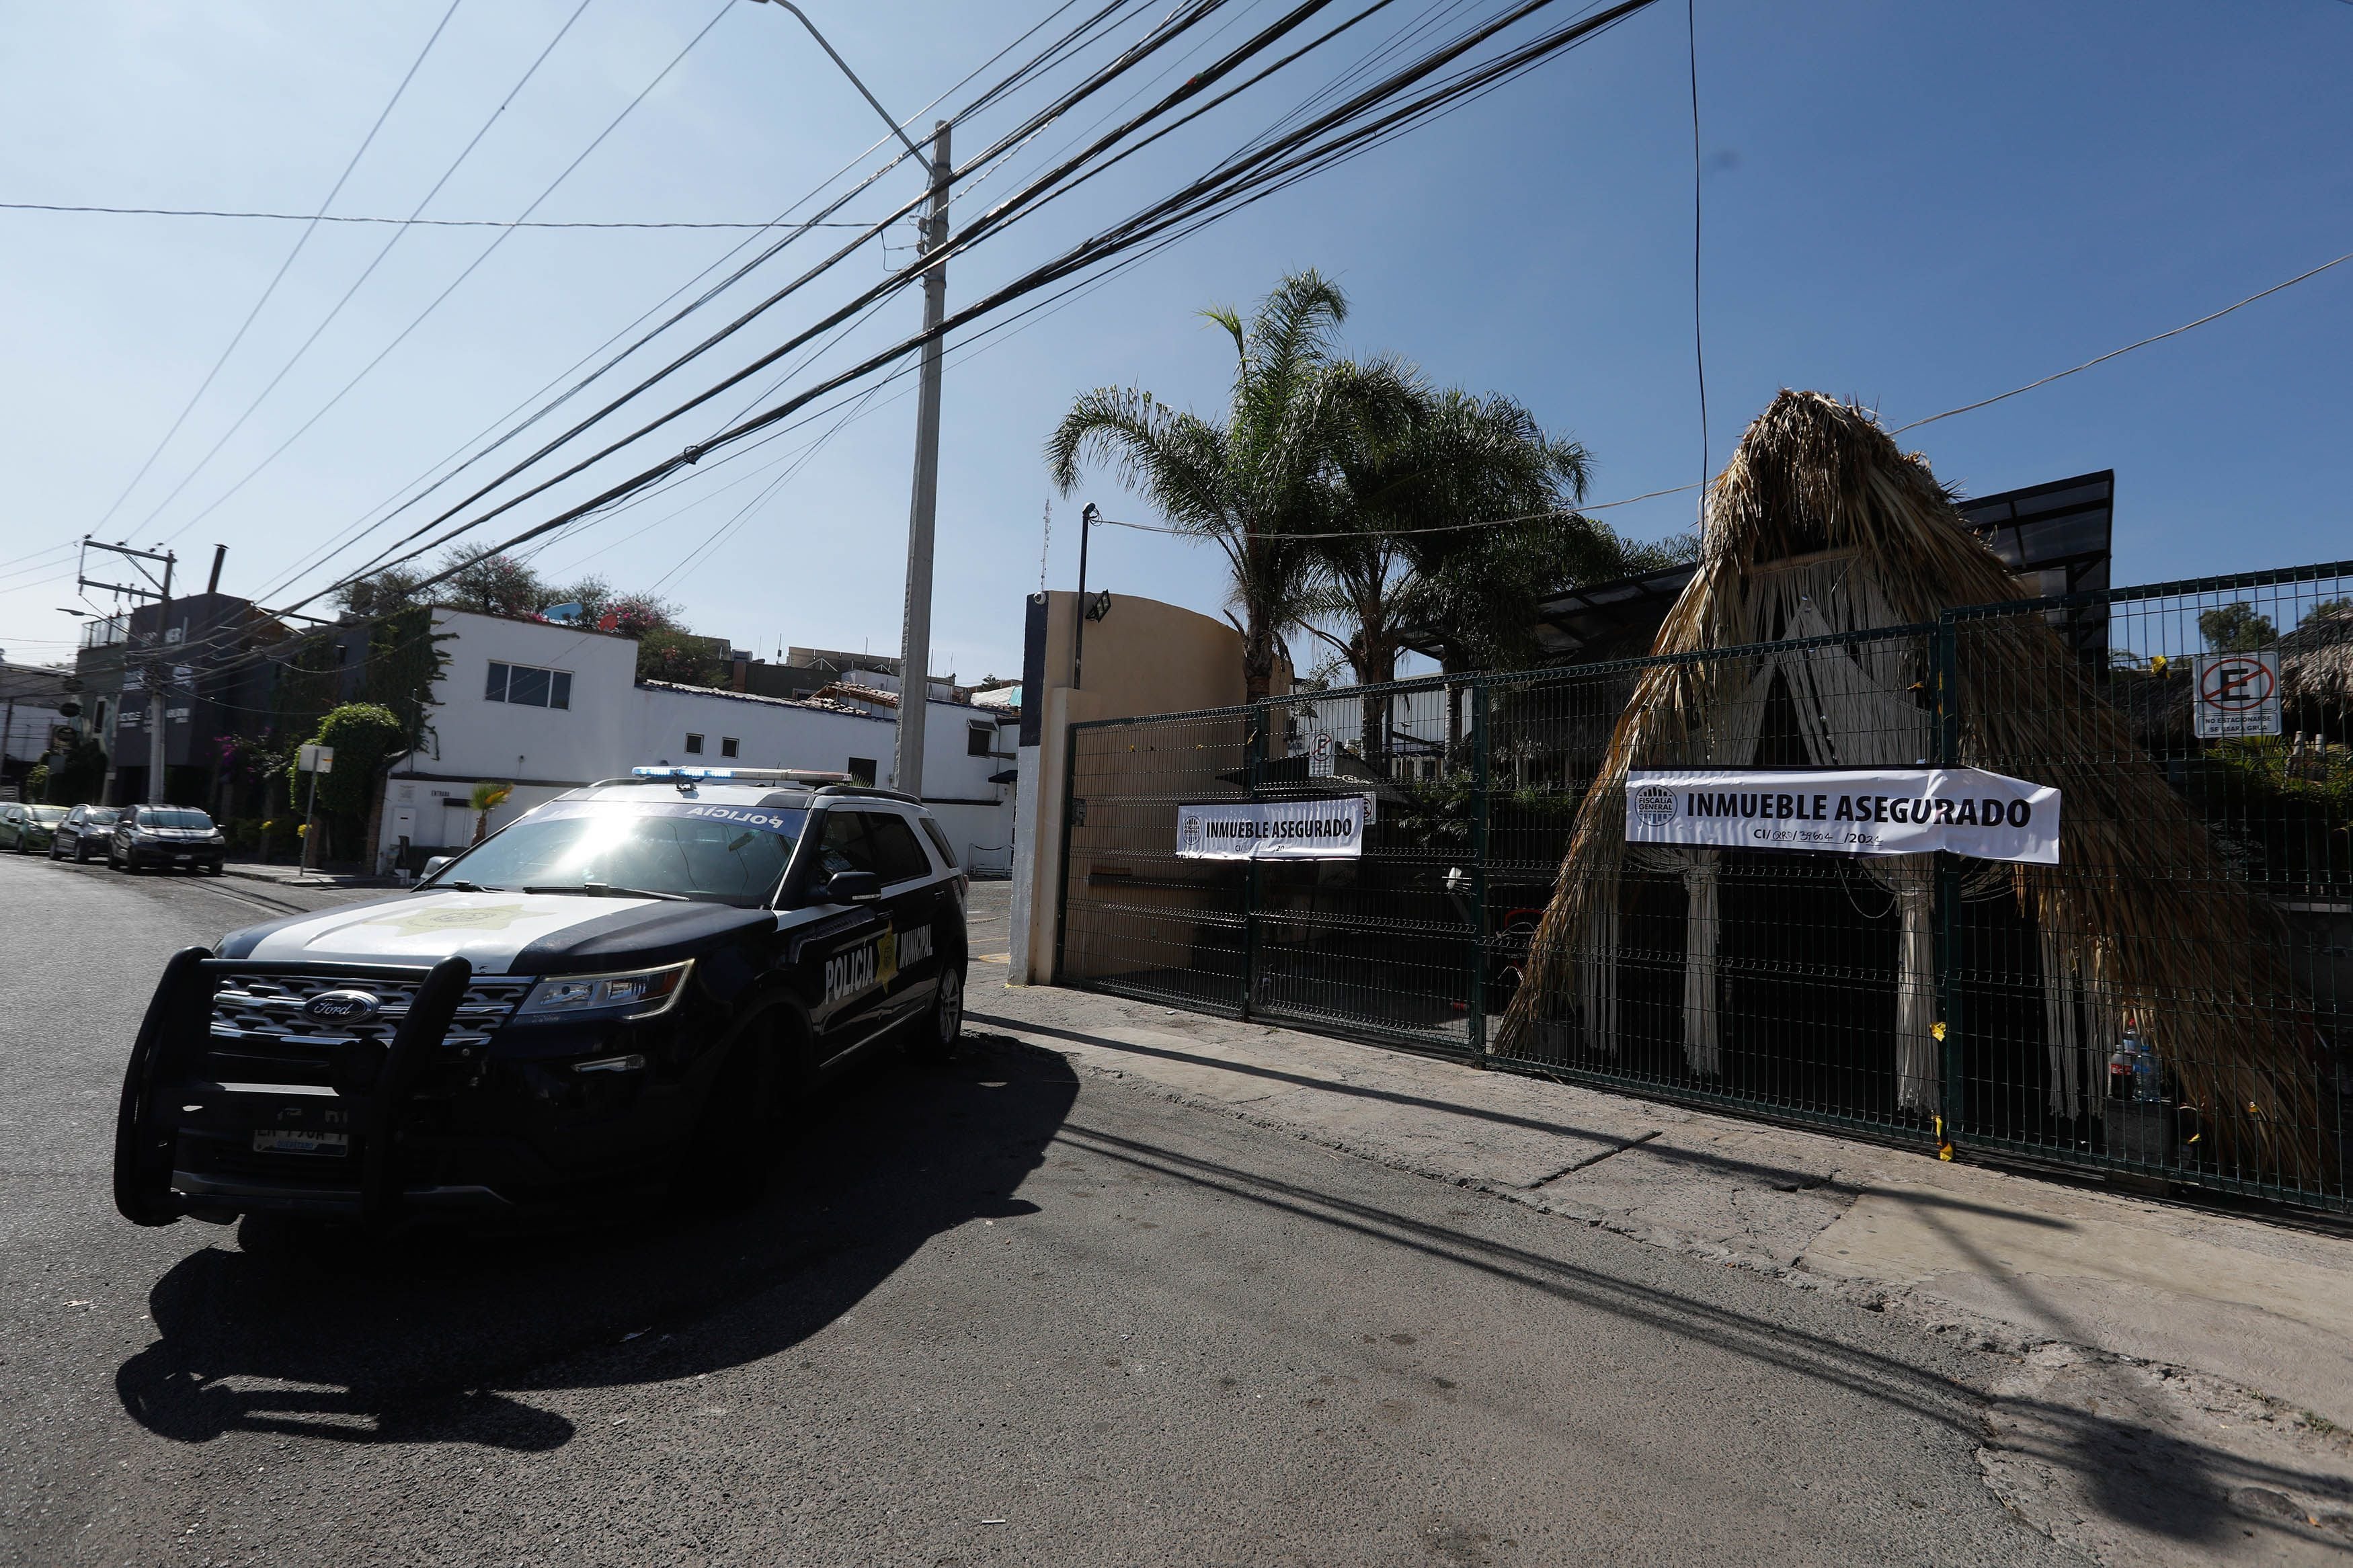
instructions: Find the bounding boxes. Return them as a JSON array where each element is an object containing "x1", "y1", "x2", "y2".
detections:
[{"x1": 2200, "y1": 657, "x2": 2275, "y2": 712}]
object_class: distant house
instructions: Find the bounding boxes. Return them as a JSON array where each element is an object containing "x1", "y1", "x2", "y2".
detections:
[{"x1": 373, "y1": 608, "x2": 1014, "y2": 872}]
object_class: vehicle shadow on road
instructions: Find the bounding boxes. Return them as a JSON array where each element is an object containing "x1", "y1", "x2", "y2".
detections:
[{"x1": 114, "y1": 1036, "x2": 1076, "y2": 1452}]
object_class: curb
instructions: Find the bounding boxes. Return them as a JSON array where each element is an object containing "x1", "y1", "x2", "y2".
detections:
[{"x1": 219, "y1": 864, "x2": 400, "y2": 891}]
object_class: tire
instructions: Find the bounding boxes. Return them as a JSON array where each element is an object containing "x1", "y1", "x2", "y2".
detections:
[
  {"x1": 908, "y1": 961, "x2": 967, "y2": 1063},
  {"x1": 73, "y1": 841, "x2": 90, "y2": 864}
]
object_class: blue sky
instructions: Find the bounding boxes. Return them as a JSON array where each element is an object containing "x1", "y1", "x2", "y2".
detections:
[{"x1": 1, "y1": 0, "x2": 2346, "y2": 682}]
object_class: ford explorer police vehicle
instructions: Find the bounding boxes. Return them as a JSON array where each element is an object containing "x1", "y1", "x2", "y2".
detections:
[{"x1": 112, "y1": 768, "x2": 968, "y2": 1229}]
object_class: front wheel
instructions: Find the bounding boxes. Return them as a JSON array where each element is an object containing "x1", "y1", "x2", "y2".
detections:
[{"x1": 908, "y1": 962, "x2": 965, "y2": 1063}]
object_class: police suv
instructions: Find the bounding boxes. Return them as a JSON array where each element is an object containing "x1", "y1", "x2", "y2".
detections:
[{"x1": 112, "y1": 767, "x2": 968, "y2": 1229}]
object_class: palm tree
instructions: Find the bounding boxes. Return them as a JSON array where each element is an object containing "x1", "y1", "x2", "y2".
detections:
[
  {"x1": 1047, "y1": 269, "x2": 1410, "y2": 702},
  {"x1": 1309, "y1": 384, "x2": 1641, "y2": 759}
]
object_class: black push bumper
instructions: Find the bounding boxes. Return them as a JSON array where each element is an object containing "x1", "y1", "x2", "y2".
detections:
[{"x1": 114, "y1": 950, "x2": 481, "y2": 1228}]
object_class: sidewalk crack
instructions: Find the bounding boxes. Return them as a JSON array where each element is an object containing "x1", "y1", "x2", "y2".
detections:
[{"x1": 1527, "y1": 1129, "x2": 1662, "y2": 1190}]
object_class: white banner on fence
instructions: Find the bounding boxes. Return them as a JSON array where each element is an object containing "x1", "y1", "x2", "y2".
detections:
[
  {"x1": 1624, "y1": 767, "x2": 2061, "y2": 864},
  {"x1": 1176, "y1": 797, "x2": 1365, "y2": 860}
]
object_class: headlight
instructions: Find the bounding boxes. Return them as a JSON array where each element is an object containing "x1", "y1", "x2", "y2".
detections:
[
  {"x1": 208, "y1": 830, "x2": 225, "y2": 843},
  {"x1": 517, "y1": 960, "x2": 693, "y2": 1021}
]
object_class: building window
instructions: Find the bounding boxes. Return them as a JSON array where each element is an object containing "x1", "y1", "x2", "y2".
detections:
[
  {"x1": 967, "y1": 720, "x2": 994, "y2": 757},
  {"x1": 847, "y1": 756, "x2": 877, "y2": 786},
  {"x1": 684, "y1": 733, "x2": 705, "y2": 755},
  {"x1": 720, "y1": 737, "x2": 740, "y2": 759},
  {"x1": 485, "y1": 661, "x2": 572, "y2": 710}
]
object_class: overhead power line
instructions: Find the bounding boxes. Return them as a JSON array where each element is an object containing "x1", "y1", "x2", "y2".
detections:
[
  {"x1": 307, "y1": 0, "x2": 1248, "y2": 598},
  {"x1": 141, "y1": 0, "x2": 608, "y2": 546},
  {"x1": 89, "y1": 0, "x2": 464, "y2": 536},
  {"x1": 1890, "y1": 248, "x2": 2353, "y2": 434},
  {"x1": 1685, "y1": 0, "x2": 1708, "y2": 520},
  {"x1": 295, "y1": 0, "x2": 1667, "y2": 615},
  {"x1": 246, "y1": 0, "x2": 1125, "y2": 607},
  {"x1": 240, "y1": 0, "x2": 1141, "y2": 616},
  {"x1": 0, "y1": 201, "x2": 873, "y2": 229}
]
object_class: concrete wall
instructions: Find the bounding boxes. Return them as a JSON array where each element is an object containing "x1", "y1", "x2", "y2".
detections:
[{"x1": 1010, "y1": 590, "x2": 1277, "y2": 985}]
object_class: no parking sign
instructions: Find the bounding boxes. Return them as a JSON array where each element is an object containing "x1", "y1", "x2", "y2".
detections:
[{"x1": 2194, "y1": 651, "x2": 2281, "y2": 739}]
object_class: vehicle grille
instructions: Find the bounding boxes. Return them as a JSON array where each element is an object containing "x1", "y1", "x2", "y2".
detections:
[{"x1": 205, "y1": 971, "x2": 532, "y2": 1090}]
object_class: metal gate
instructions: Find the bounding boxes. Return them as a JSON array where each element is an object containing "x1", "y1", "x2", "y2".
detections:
[{"x1": 1055, "y1": 561, "x2": 2353, "y2": 1210}]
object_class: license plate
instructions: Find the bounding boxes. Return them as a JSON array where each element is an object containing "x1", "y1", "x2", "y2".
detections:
[
  {"x1": 253, "y1": 1128, "x2": 349, "y2": 1157},
  {"x1": 174, "y1": 854, "x2": 192, "y2": 862}
]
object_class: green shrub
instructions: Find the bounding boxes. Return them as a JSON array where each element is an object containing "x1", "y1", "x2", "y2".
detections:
[{"x1": 303, "y1": 704, "x2": 407, "y2": 817}]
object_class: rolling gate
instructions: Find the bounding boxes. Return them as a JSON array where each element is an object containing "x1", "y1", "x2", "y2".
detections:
[{"x1": 1053, "y1": 564, "x2": 2353, "y2": 1213}]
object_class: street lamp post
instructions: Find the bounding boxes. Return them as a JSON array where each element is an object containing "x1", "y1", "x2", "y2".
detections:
[{"x1": 748, "y1": 0, "x2": 949, "y2": 800}]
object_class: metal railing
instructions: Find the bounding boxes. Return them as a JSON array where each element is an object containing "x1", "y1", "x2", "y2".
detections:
[{"x1": 1053, "y1": 561, "x2": 2353, "y2": 1210}]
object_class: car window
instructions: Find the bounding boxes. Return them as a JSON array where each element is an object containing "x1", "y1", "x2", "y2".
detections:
[
  {"x1": 917, "y1": 815, "x2": 957, "y2": 869},
  {"x1": 432, "y1": 801, "x2": 803, "y2": 907},
  {"x1": 141, "y1": 809, "x2": 213, "y2": 829},
  {"x1": 866, "y1": 813, "x2": 932, "y2": 884},
  {"x1": 30, "y1": 806, "x2": 65, "y2": 823},
  {"x1": 813, "y1": 812, "x2": 877, "y2": 878}
]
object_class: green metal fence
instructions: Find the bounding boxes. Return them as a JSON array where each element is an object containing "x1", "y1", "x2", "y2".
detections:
[{"x1": 1053, "y1": 561, "x2": 2353, "y2": 1210}]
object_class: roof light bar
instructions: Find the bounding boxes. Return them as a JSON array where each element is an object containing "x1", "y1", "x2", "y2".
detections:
[{"x1": 629, "y1": 766, "x2": 854, "y2": 783}]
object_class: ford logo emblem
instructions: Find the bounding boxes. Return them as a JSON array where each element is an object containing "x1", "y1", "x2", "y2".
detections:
[{"x1": 303, "y1": 989, "x2": 381, "y2": 1024}]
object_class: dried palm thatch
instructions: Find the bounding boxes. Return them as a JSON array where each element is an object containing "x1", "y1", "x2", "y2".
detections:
[
  {"x1": 1497, "y1": 390, "x2": 2324, "y2": 1182},
  {"x1": 2282, "y1": 600, "x2": 2353, "y2": 711}
]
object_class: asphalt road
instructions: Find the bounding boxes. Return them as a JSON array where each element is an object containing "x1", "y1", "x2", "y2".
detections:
[{"x1": 0, "y1": 854, "x2": 2075, "y2": 1567}]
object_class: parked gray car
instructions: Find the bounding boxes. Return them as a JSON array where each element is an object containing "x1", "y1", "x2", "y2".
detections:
[
  {"x1": 106, "y1": 805, "x2": 226, "y2": 875},
  {"x1": 49, "y1": 804, "x2": 120, "y2": 862},
  {"x1": 0, "y1": 802, "x2": 67, "y2": 854}
]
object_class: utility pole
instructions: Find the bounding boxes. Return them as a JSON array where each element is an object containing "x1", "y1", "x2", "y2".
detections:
[
  {"x1": 1073, "y1": 503, "x2": 1097, "y2": 691},
  {"x1": 746, "y1": 1, "x2": 946, "y2": 800},
  {"x1": 77, "y1": 538, "x2": 175, "y2": 806},
  {"x1": 894, "y1": 118, "x2": 951, "y2": 798}
]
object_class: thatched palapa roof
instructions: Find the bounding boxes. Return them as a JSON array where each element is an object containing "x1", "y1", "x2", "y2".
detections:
[
  {"x1": 2281, "y1": 601, "x2": 2353, "y2": 710},
  {"x1": 1497, "y1": 390, "x2": 2323, "y2": 1182}
]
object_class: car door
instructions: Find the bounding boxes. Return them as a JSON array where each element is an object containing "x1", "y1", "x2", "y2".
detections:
[
  {"x1": 804, "y1": 809, "x2": 898, "y2": 1050},
  {"x1": 0, "y1": 806, "x2": 19, "y2": 848},
  {"x1": 861, "y1": 809, "x2": 947, "y2": 1024}
]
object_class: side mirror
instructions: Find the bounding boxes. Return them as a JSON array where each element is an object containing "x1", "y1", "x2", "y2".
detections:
[
  {"x1": 422, "y1": 856, "x2": 454, "y2": 882},
  {"x1": 824, "y1": 870, "x2": 883, "y2": 905}
]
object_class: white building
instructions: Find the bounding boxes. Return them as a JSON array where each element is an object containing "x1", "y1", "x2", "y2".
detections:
[{"x1": 376, "y1": 609, "x2": 1014, "y2": 873}]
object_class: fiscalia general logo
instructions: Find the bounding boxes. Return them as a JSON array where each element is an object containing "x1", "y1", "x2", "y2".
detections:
[{"x1": 1632, "y1": 784, "x2": 1677, "y2": 827}]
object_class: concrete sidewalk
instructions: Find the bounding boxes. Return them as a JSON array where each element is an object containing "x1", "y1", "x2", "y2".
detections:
[
  {"x1": 967, "y1": 956, "x2": 2353, "y2": 1559},
  {"x1": 220, "y1": 857, "x2": 399, "y2": 891}
]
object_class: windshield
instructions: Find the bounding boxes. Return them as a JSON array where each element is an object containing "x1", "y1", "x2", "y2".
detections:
[
  {"x1": 428, "y1": 800, "x2": 804, "y2": 907},
  {"x1": 140, "y1": 809, "x2": 214, "y2": 830},
  {"x1": 28, "y1": 807, "x2": 67, "y2": 823},
  {"x1": 82, "y1": 808, "x2": 120, "y2": 825}
]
